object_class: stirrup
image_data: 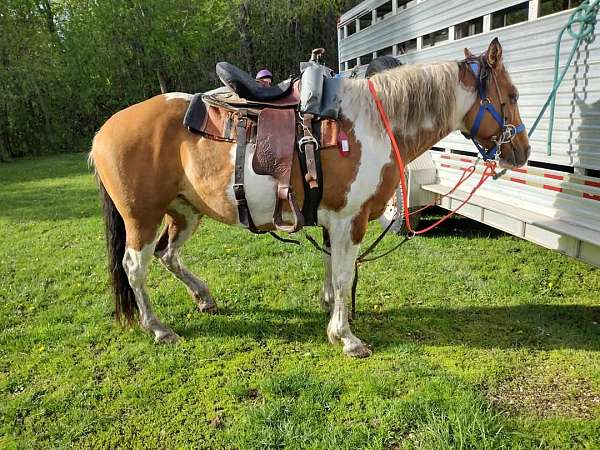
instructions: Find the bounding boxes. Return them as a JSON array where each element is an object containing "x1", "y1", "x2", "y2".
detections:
[{"x1": 273, "y1": 189, "x2": 304, "y2": 233}]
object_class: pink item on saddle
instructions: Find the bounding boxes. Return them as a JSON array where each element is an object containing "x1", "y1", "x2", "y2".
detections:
[{"x1": 337, "y1": 131, "x2": 349, "y2": 157}]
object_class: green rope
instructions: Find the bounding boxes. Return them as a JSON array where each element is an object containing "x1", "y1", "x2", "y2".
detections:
[{"x1": 527, "y1": 0, "x2": 600, "y2": 155}]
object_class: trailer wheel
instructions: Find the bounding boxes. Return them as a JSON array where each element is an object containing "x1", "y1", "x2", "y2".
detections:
[{"x1": 378, "y1": 187, "x2": 421, "y2": 235}]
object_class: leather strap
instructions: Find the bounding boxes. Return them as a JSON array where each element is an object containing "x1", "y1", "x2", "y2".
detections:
[
  {"x1": 298, "y1": 119, "x2": 324, "y2": 226},
  {"x1": 233, "y1": 110, "x2": 262, "y2": 233},
  {"x1": 301, "y1": 114, "x2": 319, "y2": 189}
]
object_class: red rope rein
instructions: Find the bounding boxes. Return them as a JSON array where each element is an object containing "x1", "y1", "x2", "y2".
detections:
[{"x1": 367, "y1": 79, "x2": 497, "y2": 236}]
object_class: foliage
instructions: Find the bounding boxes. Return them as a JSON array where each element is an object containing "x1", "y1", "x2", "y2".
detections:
[
  {"x1": 0, "y1": 0, "x2": 356, "y2": 161},
  {"x1": 1, "y1": 154, "x2": 599, "y2": 448}
]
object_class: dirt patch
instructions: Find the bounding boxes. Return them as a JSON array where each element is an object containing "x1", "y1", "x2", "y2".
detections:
[{"x1": 487, "y1": 367, "x2": 600, "y2": 419}]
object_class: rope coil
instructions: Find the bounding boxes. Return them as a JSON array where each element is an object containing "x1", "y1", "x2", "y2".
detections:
[{"x1": 528, "y1": 0, "x2": 599, "y2": 155}]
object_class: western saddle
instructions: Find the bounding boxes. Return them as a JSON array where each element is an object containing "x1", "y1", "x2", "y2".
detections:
[{"x1": 183, "y1": 55, "x2": 339, "y2": 234}]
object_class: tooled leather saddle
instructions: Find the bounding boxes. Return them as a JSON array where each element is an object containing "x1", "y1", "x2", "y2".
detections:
[{"x1": 183, "y1": 61, "x2": 339, "y2": 233}]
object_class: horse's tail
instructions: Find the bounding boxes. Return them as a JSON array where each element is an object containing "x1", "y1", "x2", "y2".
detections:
[{"x1": 96, "y1": 174, "x2": 137, "y2": 325}]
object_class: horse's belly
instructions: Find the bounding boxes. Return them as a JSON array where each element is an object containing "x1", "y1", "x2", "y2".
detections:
[{"x1": 180, "y1": 140, "x2": 283, "y2": 228}]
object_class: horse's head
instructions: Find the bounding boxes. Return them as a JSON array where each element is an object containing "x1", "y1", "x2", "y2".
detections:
[{"x1": 460, "y1": 38, "x2": 530, "y2": 168}]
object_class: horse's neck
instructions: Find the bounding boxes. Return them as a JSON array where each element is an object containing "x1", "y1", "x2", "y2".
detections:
[{"x1": 340, "y1": 64, "x2": 476, "y2": 163}]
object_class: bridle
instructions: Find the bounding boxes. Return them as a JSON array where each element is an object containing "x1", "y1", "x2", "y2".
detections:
[{"x1": 461, "y1": 57, "x2": 526, "y2": 161}]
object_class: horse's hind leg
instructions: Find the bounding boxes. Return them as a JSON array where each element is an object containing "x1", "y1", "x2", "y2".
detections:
[
  {"x1": 123, "y1": 222, "x2": 180, "y2": 343},
  {"x1": 154, "y1": 198, "x2": 217, "y2": 313}
]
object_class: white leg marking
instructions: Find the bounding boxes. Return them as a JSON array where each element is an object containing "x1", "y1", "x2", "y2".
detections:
[
  {"x1": 325, "y1": 219, "x2": 372, "y2": 357},
  {"x1": 156, "y1": 198, "x2": 217, "y2": 313},
  {"x1": 123, "y1": 243, "x2": 180, "y2": 343}
]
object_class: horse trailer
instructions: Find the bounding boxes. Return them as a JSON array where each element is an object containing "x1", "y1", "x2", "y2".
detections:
[{"x1": 338, "y1": 0, "x2": 600, "y2": 267}]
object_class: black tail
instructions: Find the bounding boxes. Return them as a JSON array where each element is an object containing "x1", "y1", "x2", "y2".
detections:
[{"x1": 97, "y1": 177, "x2": 137, "y2": 325}]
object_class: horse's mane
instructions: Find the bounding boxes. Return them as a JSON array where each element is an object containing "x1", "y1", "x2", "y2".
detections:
[{"x1": 344, "y1": 61, "x2": 461, "y2": 150}]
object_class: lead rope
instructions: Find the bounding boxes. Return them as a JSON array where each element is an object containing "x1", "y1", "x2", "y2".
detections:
[
  {"x1": 342, "y1": 80, "x2": 498, "y2": 320},
  {"x1": 305, "y1": 81, "x2": 498, "y2": 319}
]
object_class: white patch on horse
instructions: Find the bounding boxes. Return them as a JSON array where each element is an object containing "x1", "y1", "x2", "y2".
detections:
[
  {"x1": 165, "y1": 197, "x2": 198, "y2": 247},
  {"x1": 228, "y1": 143, "x2": 279, "y2": 227},
  {"x1": 335, "y1": 84, "x2": 394, "y2": 218},
  {"x1": 164, "y1": 92, "x2": 193, "y2": 102},
  {"x1": 456, "y1": 83, "x2": 477, "y2": 132},
  {"x1": 123, "y1": 243, "x2": 179, "y2": 343}
]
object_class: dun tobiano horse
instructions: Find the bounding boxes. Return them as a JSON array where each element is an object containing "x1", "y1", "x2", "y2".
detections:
[{"x1": 90, "y1": 39, "x2": 530, "y2": 357}]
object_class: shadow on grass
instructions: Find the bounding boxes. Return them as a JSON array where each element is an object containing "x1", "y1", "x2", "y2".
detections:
[
  {"x1": 410, "y1": 207, "x2": 507, "y2": 239},
  {"x1": 179, "y1": 304, "x2": 600, "y2": 351}
]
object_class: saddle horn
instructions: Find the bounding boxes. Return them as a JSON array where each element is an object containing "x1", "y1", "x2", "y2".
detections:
[{"x1": 310, "y1": 48, "x2": 326, "y2": 63}]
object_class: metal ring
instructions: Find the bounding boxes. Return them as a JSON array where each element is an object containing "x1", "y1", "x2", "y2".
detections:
[{"x1": 298, "y1": 135, "x2": 319, "y2": 151}]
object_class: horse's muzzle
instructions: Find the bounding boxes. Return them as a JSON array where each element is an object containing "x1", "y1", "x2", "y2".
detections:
[{"x1": 499, "y1": 144, "x2": 530, "y2": 169}]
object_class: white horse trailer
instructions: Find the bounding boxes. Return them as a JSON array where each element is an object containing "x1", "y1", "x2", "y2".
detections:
[{"x1": 338, "y1": 0, "x2": 600, "y2": 267}]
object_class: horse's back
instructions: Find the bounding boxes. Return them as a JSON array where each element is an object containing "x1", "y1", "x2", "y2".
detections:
[{"x1": 94, "y1": 93, "x2": 190, "y2": 150}]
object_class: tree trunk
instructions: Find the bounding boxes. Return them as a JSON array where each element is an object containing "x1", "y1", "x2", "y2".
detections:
[
  {"x1": 156, "y1": 69, "x2": 168, "y2": 93},
  {"x1": 39, "y1": 0, "x2": 57, "y2": 35},
  {"x1": 0, "y1": 103, "x2": 11, "y2": 162},
  {"x1": 238, "y1": 0, "x2": 256, "y2": 75}
]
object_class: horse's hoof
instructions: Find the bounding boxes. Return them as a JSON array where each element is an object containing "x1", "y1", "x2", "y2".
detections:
[
  {"x1": 154, "y1": 330, "x2": 180, "y2": 344},
  {"x1": 343, "y1": 342, "x2": 373, "y2": 358},
  {"x1": 198, "y1": 301, "x2": 218, "y2": 314}
]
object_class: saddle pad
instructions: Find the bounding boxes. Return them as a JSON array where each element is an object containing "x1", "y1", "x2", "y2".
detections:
[
  {"x1": 183, "y1": 95, "x2": 239, "y2": 141},
  {"x1": 252, "y1": 108, "x2": 296, "y2": 178},
  {"x1": 183, "y1": 93, "x2": 208, "y2": 133}
]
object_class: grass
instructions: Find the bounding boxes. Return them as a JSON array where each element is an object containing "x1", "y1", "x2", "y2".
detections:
[{"x1": 0, "y1": 153, "x2": 599, "y2": 449}]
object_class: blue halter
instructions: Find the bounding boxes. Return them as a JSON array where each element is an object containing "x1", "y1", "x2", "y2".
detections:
[{"x1": 463, "y1": 60, "x2": 526, "y2": 161}]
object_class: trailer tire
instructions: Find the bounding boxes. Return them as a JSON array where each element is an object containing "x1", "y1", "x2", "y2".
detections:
[{"x1": 378, "y1": 187, "x2": 421, "y2": 235}]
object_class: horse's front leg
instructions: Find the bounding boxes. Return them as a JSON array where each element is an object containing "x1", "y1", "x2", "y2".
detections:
[{"x1": 327, "y1": 220, "x2": 372, "y2": 358}]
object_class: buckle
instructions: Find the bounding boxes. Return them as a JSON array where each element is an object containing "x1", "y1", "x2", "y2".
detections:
[
  {"x1": 298, "y1": 135, "x2": 319, "y2": 152},
  {"x1": 233, "y1": 183, "x2": 245, "y2": 200}
]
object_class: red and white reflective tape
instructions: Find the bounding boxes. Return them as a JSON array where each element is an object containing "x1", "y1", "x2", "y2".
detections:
[{"x1": 436, "y1": 153, "x2": 600, "y2": 202}]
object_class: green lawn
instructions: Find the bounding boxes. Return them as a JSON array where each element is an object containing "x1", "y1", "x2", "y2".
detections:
[{"x1": 1, "y1": 153, "x2": 599, "y2": 449}]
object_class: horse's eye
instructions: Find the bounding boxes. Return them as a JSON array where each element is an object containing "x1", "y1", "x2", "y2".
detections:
[{"x1": 509, "y1": 92, "x2": 519, "y2": 104}]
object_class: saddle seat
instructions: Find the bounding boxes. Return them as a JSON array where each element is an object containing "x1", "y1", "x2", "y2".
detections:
[{"x1": 215, "y1": 62, "x2": 297, "y2": 104}]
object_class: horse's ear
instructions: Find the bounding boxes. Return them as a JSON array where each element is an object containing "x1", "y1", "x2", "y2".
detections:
[
  {"x1": 487, "y1": 38, "x2": 503, "y2": 68},
  {"x1": 464, "y1": 48, "x2": 474, "y2": 58}
]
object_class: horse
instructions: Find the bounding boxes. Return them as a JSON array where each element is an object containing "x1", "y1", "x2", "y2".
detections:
[{"x1": 90, "y1": 38, "x2": 530, "y2": 357}]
